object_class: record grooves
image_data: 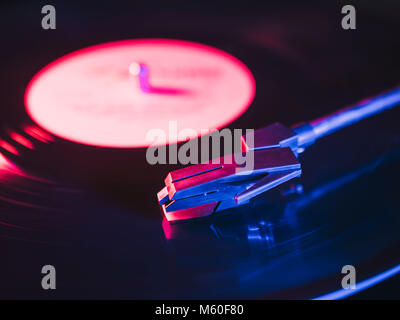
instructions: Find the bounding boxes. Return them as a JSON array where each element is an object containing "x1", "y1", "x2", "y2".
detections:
[{"x1": 1, "y1": 0, "x2": 400, "y2": 299}]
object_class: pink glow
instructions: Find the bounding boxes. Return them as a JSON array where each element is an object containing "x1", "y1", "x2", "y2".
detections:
[
  {"x1": 241, "y1": 136, "x2": 249, "y2": 152},
  {"x1": 0, "y1": 152, "x2": 18, "y2": 175},
  {"x1": 162, "y1": 201, "x2": 218, "y2": 222},
  {"x1": 0, "y1": 220, "x2": 28, "y2": 230},
  {"x1": 24, "y1": 125, "x2": 54, "y2": 143},
  {"x1": 25, "y1": 39, "x2": 255, "y2": 148},
  {"x1": 0, "y1": 153, "x2": 10, "y2": 169},
  {"x1": 0, "y1": 141, "x2": 19, "y2": 155},
  {"x1": 162, "y1": 218, "x2": 174, "y2": 240},
  {"x1": 9, "y1": 132, "x2": 34, "y2": 149},
  {"x1": 0, "y1": 152, "x2": 49, "y2": 181}
]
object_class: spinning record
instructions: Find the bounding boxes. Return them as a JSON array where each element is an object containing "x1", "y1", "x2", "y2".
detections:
[
  {"x1": 1, "y1": 0, "x2": 400, "y2": 300},
  {"x1": 25, "y1": 39, "x2": 255, "y2": 148}
]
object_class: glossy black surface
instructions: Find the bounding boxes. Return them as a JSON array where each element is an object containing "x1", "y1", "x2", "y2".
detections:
[{"x1": 1, "y1": 0, "x2": 400, "y2": 299}]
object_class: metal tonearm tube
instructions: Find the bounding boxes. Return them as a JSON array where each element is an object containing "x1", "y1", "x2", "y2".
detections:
[{"x1": 158, "y1": 87, "x2": 400, "y2": 222}]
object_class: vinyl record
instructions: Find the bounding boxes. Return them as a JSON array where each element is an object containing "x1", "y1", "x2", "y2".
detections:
[{"x1": 1, "y1": 0, "x2": 400, "y2": 299}]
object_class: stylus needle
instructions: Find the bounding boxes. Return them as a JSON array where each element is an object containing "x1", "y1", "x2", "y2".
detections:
[{"x1": 158, "y1": 86, "x2": 400, "y2": 222}]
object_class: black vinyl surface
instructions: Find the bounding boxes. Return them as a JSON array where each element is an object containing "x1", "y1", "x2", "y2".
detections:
[{"x1": 1, "y1": 0, "x2": 400, "y2": 299}]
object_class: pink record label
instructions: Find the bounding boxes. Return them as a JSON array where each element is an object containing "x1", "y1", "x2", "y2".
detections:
[{"x1": 25, "y1": 39, "x2": 255, "y2": 148}]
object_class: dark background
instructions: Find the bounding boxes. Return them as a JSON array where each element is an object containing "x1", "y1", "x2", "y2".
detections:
[{"x1": 0, "y1": 0, "x2": 400, "y2": 299}]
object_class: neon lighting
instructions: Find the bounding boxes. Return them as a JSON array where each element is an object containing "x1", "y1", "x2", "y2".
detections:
[
  {"x1": 0, "y1": 141, "x2": 19, "y2": 155},
  {"x1": 9, "y1": 132, "x2": 34, "y2": 149},
  {"x1": 25, "y1": 39, "x2": 255, "y2": 148},
  {"x1": 309, "y1": 88, "x2": 400, "y2": 139},
  {"x1": 0, "y1": 152, "x2": 10, "y2": 169},
  {"x1": 313, "y1": 263, "x2": 400, "y2": 300},
  {"x1": 24, "y1": 125, "x2": 54, "y2": 143}
]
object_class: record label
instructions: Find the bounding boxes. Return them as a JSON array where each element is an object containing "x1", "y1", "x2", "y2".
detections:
[{"x1": 25, "y1": 39, "x2": 255, "y2": 148}]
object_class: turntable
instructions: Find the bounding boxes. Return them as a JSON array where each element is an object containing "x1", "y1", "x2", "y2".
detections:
[{"x1": 1, "y1": 0, "x2": 400, "y2": 300}]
